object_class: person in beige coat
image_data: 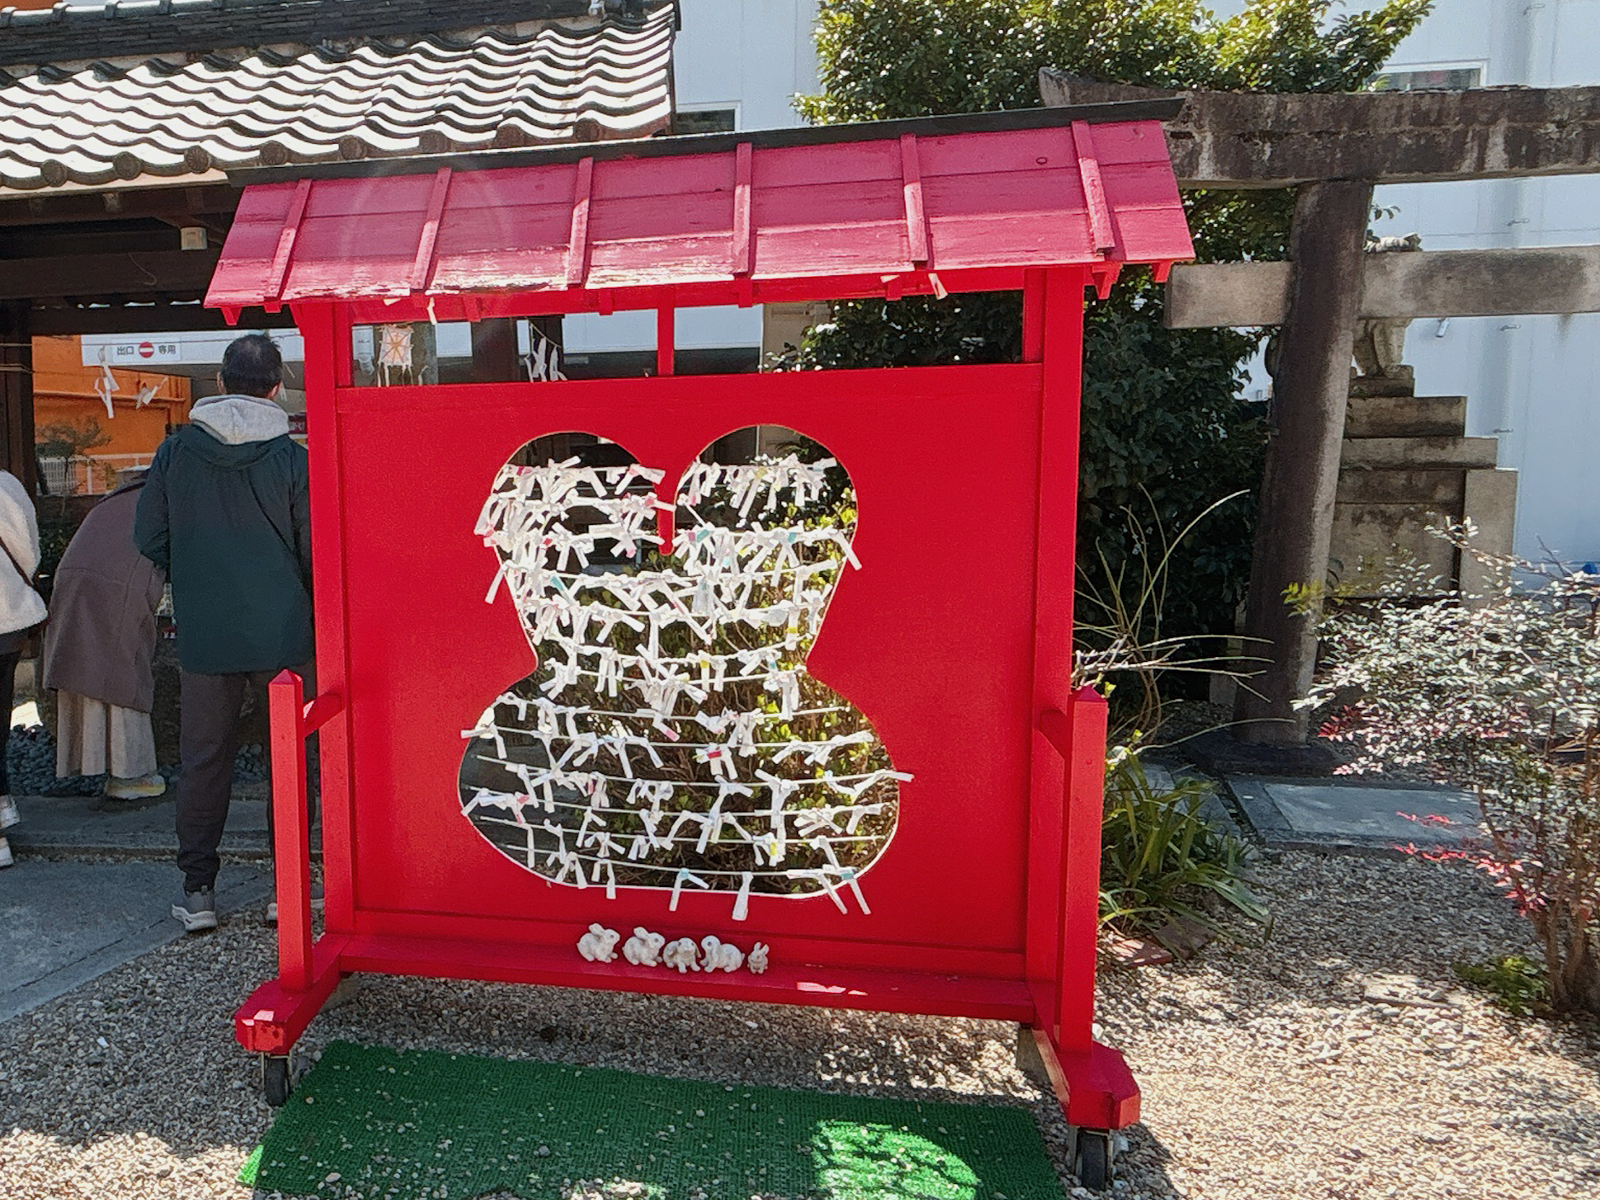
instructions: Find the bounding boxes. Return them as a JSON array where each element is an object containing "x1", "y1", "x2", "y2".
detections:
[
  {"x1": 42, "y1": 473, "x2": 166, "y2": 800},
  {"x1": 0, "y1": 468, "x2": 46, "y2": 867}
]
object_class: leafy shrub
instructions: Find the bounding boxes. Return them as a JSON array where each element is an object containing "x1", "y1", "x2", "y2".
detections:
[
  {"x1": 1452, "y1": 955, "x2": 1549, "y2": 1017},
  {"x1": 1099, "y1": 748, "x2": 1268, "y2": 940},
  {"x1": 1309, "y1": 525, "x2": 1600, "y2": 1014}
]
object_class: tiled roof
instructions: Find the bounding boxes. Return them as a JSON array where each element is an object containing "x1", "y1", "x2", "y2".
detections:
[
  {"x1": 0, "y1": 1, "x2": 650, "y2": 68},
  {"x1": 0, "y1": 3, "x2": 674, "y2": 191}
]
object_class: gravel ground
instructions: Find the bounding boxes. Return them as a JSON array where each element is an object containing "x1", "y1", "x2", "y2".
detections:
[
  {"x1": 1, "y1": 852, "x2": 1596, "y2": 1200},
  {"x1": 4, "y1": 723, "x2": 269, "y2": 799}
]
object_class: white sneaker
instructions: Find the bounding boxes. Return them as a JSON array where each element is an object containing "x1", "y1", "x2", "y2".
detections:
[
  {"x1": 0, "y1": 836, "x2": 13, "y2": 868},
  {"x1": 0, "y1": 796, "x2": 17, "y2": 829},
  {"x1": 265, "y1": 884, "x2": 325, "y2": 925},
  {"x1": 106, "y1": 773, "x2": 167, "y2": 801}
]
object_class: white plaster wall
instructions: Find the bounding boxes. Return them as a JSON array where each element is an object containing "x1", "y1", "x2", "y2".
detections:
[
  {"x1": 1373, "y1": 0, "x2": 1600, "y2": 565},
  {"x1": 563, "y1": 0, "x2": 821, "y2": 357}
]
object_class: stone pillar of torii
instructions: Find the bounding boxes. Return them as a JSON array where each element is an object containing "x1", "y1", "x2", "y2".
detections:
[{"x1": 1042, "y1": 72, "x2": 1600, "y2": 751}]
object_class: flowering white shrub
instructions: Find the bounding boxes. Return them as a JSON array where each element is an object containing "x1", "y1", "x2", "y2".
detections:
[{"x1": 1306, "y1": 524, "x2": 1600, "y2": 1013}]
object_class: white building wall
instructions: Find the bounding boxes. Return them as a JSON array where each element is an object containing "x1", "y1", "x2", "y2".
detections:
[
  {"x1": 1370, "y1": 0, "x2": 1600, "y2": 565},
  {"x1": 562, "y1": 0, "x2": 821, "y2": 358}
]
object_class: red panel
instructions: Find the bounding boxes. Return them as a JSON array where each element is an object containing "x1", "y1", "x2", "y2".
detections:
[
  {"x1": 331, "y1": 365, "x2": 1044, "y2": 973},
  {"x1": 207, "y1": 120, "x2": 1194, "y2": 312}
]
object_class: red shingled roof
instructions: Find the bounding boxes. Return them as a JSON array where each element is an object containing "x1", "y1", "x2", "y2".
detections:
[{"x1": 207, "y1": 116, "x2": 1194, "y2": 319}]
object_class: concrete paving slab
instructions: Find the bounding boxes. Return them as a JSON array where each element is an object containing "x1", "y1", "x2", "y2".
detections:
[
  {"x1": 4, "y1": 793, "x2": 272, "y2": 857},
  {"x1": 0, "y1": 860, "x2": 270, "y2": 1022},
  {"x1": 1226, "y1": 775, "x2": 1483, "y2": 854},
  {"x1": 1140, "y1": 759, "x2": 1250, "y2": 841}
]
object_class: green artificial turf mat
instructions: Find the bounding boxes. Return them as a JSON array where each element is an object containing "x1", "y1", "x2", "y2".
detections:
[
  {"x1": 254, "y1": 1040, "x2": 1063, "y2": 1200},
  {"x1": 238, "y1": 1144, "x2": 262, "y2": 1186}
]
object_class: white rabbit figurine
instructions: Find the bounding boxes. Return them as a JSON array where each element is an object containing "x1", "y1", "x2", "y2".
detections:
[
  {"x1": 700, "y1": 935, "x2": 744, "y2": 973},
  {"x1": 662, "y1": 936, "x2": 700, "y2": 973},
  {"x1": 623, "y1": 927, "x2": 666, "y2": 966},
  {"x1": 576, "y1": 923, "x2": 621, "y2": 963},
  {"x1": 746, "y1": 942, "x2": 770, "y2": 975}
]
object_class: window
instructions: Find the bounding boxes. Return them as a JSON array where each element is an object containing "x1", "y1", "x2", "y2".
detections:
[
  {"x1": 674, "y1": 107, "x2": 737, "y2": 135},
  {"x1": 1372, "y1": 65, "x2": 1483, "y2": 92}
]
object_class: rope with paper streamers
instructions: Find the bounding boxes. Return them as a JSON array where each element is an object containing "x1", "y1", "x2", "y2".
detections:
[{"x1": 459, "y1": 441, "x2": 907, "y2": 920}]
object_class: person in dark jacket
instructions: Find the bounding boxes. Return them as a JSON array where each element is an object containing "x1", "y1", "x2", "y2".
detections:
[
  {"x1": 43, "y1": 472, "x2": 166, "y2": 799},
  {"x1": 135, "y1": 333, "x2": 313, "y2": 932}
]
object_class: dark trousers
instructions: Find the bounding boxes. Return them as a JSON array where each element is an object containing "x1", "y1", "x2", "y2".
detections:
[
  {"x1": 0, "y1": 648, "x2": 18, "y2": 796},
  {"x1": 176, "y1": 662, "x2": 315, "y2": 892}
]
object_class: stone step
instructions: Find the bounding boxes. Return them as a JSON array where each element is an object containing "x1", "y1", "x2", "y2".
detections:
[
  {"x1": 1345, "y1": 395, "x2": 1467, "y2": 439},
  {"x1": 1341, "y1": 435, "x2": 1498, "y2": 469},
  {"x1": 1330, "y1": 502, "x2": 1458, "y2": 586},
  {"x1": 1336, "y1": 466, "x2": 1466, "y2": 506}
]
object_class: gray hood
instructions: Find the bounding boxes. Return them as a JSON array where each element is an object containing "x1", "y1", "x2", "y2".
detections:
[{"x1": 189, "y1": 393, "x2": 290, "y2": 445}]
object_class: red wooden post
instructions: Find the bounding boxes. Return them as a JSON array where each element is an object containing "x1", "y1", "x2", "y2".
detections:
[
  {"x1": 1024, "y1": 266, "x2": 1088, "y2": 1039},
  {"x1": 297, "y1": 303, "x2": 354, "y2": 929},
  {"x1": 1057, "y1": 687, "x2": 1108, "y2": 1053},
  {"x1": 269, "y1": 669, "x2": 313, "y2": 992}
]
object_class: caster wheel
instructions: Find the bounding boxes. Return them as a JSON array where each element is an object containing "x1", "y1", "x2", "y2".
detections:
[
  {"x1": 261, "y1": 1054, "x2": 292, "y2": 1107},
  {"x1": 1074, "y1": 1130, "x2": 1112, "y2": 1191}
]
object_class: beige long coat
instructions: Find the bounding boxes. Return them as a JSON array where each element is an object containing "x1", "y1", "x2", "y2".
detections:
[{"x1": 42, "y1": 481, "x2": 165, "y2": 712}]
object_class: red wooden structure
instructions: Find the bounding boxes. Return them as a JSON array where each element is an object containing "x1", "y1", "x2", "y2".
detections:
[{"x1": 207, "y1": 106, "x2": 1193, "y2": 1184}]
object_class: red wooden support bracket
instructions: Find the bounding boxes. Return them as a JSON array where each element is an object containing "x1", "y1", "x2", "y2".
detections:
[
  {"x1": 899, "y1": 133, "x2": 931, "y2": 267},
  {"x1": 656, "y1": 306, "x2": 675, "y2": 377},
  {"x1": 409, "y1": 167, "x2": 453, "y2": 293},
  {"x1": 1071, "y1": 121, "x2": 1115, "y2": 255},
  {"x1": 301, "y1": 690, "x2": 344, "y2": 734},
  {"x1": 1151, "y1": 260, "x2": 1173, "y2": 284},
  {"x1": 731, "y1": 142, "x2": 754, "y2": 280},
  {"x1": 566, "y1": 157, "x2": 596, "y2": 289},
  {"x1": 1089, "y1": 262, "x2": 1121, "y2": 300},
  {"x1": 329, "y1": 305, "x2": 354, "y2": 389},
  {"x1": 1037, "y1": 706, "x2": 1071, "y2": 758},
  {"x1": 1021, "y1": 269, "x2": 1046, "y2": 363},
  {"x1": 269, "y1": 669, "x2": 315, "y2": 992},
  {"x1": 264, "y1": 177, "x2": 312, "y2": 304}
]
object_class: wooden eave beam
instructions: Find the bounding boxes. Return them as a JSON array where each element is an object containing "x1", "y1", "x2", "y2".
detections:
[
  {"x1": 0, "y1": 249, "x2": 220, "y2": 302},
  {"x1": 28, "y1": 302, "x2": 295, "y2": 336},
  {"x1": 0, "y1": 183, "x2": 238, "y2": 228},
  {"x1": 1040, "y1": 71, "x2": 1600, "y2": 188}
]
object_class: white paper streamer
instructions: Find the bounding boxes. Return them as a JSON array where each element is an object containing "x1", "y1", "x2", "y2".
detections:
[{"x1": 461, "y1": 446, "x2": 909, "y2": 920}]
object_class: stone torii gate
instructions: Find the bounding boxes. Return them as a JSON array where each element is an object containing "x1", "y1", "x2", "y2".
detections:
[{"x1": 1042, "y1": 72, "x2": 1600, "y2": 749}]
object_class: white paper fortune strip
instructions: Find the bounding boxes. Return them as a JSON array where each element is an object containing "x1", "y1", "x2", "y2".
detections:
[{"x1": 460, "y1": 437, "x2": 909, "y2": 921}]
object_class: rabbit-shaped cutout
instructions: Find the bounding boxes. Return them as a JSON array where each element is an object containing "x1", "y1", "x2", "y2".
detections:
[{"x1": 458, "y1": 428, "x2": 907, "y2": 919}]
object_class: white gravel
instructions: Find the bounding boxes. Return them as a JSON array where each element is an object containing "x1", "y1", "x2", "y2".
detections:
[{"x1": 1, "y1": 852, "x2": 1596, "y2": 1199}]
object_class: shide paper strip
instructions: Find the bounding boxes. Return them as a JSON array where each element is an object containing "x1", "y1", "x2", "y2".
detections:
[{"x1": 459, "y1": 443, "x2": 908, "y2": 920}]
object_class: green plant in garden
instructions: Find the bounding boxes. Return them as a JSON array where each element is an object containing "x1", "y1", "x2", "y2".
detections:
[
  {"x1": 1308, "y1": 525, "x2": 1600, "y2": 1014},
  {"x1": 1075, "y1": 493, "x2": 1268, "y2": 943},
  {"x1": 1074, "y1": 489, "x2": 1259, "y2": 742},
  {"x1": 784, "y1": 0, "x2": 1431, "y2": 642},
  {"x1": 1452, "y1": 955, "x2": 1550, "y2": 1017},
  {"x1": 1099, "y1": 748, "x2": 1268, "y2": 939}
]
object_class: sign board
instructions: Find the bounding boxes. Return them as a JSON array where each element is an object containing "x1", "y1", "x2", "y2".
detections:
[{"x1": 82, "y1": 339, "x2": 182, "y2": 366}]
